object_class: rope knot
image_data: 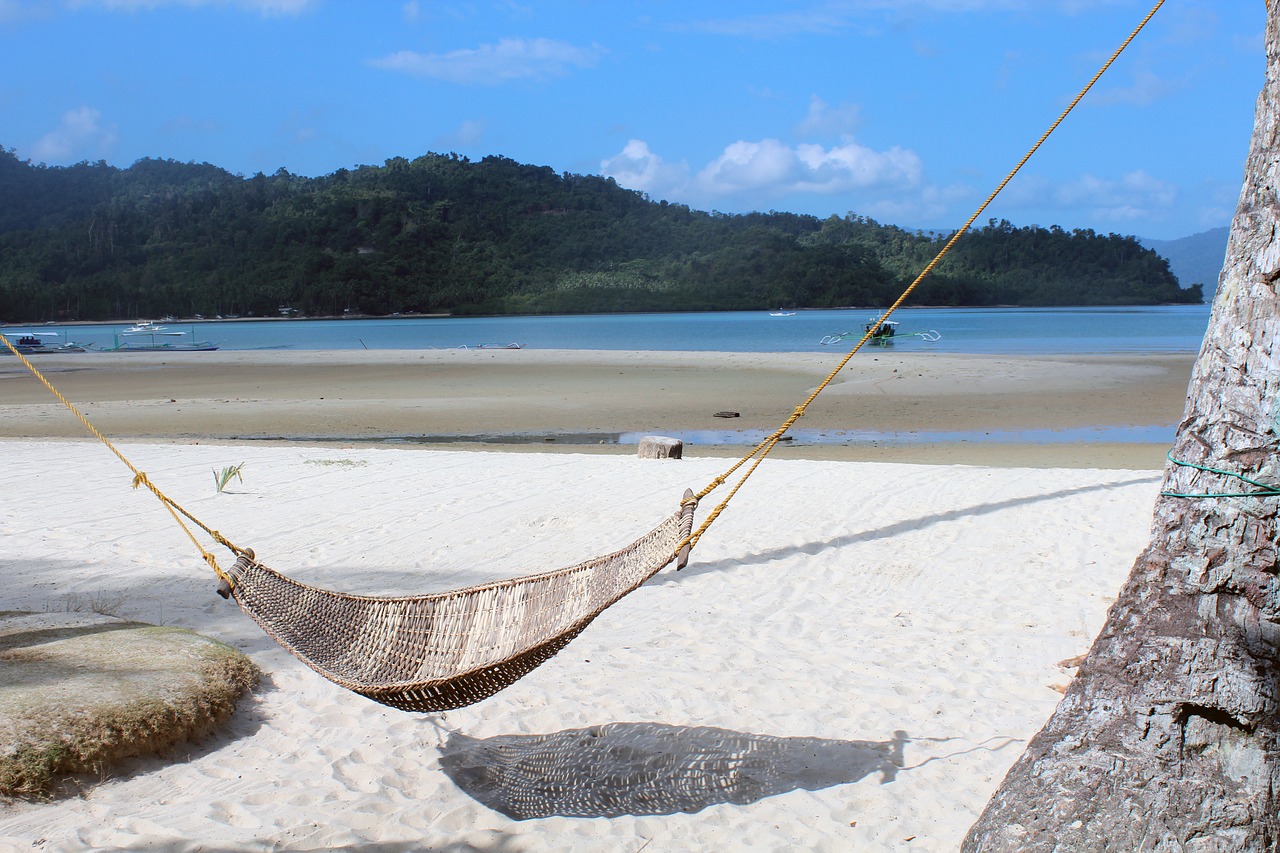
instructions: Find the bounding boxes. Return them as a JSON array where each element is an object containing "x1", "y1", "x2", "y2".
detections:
[
  {"x1": 205, "y1": 552, "x2": 234, "y2": 589},
  {"x1": 131, "y1": 472, "x2": 151, "y2": 490}
]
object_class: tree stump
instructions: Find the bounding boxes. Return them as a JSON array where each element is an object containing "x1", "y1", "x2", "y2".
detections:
[{"x1": 637, "y1": 436, "x2": 683, "y2": 459}]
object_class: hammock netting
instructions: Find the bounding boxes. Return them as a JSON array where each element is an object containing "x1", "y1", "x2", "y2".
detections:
[
  {"x1": 3, "y1": 3, "x2": 1160, "y2": 715},
  {"x1": 219, "y1": 494, "x2": 697, "y2": 711}
]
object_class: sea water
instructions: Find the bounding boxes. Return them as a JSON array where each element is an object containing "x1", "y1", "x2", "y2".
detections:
[{"x1": 34, "y1": 305, "x2": 1212, "y2": 356}]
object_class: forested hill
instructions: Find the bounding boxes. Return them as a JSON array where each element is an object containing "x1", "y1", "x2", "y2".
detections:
[{"x1": 0, "y1": 147, "x2": 1201, "y2": 322}]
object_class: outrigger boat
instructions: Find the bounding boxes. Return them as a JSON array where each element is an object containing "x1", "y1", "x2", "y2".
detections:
[
  {"x1": 1, "y1": 331, "x2": 88, "y2": 354},
  {"x1": 107, "y1": 326, "x2": 220, "y2": 352},
  {"x1": 865, "y1": 319, "x2": 898, "y2": 342},
  {"x1": 819, "y1": 317, "x2": 941, "y2": 347}
]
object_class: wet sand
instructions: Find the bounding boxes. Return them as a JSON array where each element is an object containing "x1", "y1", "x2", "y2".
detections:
[{"x1": 0, "y1": 348, "x2": 1193, "y2": 468}]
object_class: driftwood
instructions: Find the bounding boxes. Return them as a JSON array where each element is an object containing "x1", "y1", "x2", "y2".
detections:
[{"x1": 964, "y1": 8, "x2": 1280, "y2": 850}]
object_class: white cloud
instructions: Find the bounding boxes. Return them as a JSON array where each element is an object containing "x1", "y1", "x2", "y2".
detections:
[
  {"x1": 697, "y1": 139, "x2": 799, "y2": 192},
  {"x1": 696, "y1": 138, "x2": 922, "y2": 197},
  {"x1": 370, "y1": 37, "x2": 605, "y2": 85},
  {"x1": 794, "y1": 95, "x2": 861, "y2": 141},
  {"x1": 599, "y1": 139, "x2": 690, "y2": 198},
  {"x1": 601, "y1": 135, "x2": 926, "y2": 216},
  {"x1": 31, "y1": 105, "x2": 117, "y2": 163},
  {"x1": 1003, "y1": 169, "x2": 1180, "y2": 226}
]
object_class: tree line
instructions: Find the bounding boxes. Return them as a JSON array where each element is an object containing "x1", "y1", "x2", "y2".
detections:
[{"x1": 0, "y1": 146, "x2": 1202, "y2": 322}]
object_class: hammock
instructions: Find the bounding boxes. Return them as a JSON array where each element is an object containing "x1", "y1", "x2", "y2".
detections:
[
  {"x1": 217, "y1": 494, "x2": 696, "y2": 712},
  {"x1": 1, "y1": 1, "x2": 1159, "y2": 712}
]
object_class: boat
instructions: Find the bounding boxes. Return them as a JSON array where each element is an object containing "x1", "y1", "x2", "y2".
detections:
[
  {"x1": 108, "y1": 326, "x2": 220, "y2": 352},
  {"x1": 1, "y1": 331, "x2": 88, "y2": 354},
  {"x1": 122, "y1": 321, "x2": 167, "y2": 333},
  {"x1": 769, "y1": 309, "x2": 797, "y2": 317},
  {"x1": 473, "y1": 342, "x2": 522, "y2": 350},
  {"x1": 865, "y1": 319, "x2": 898, "y2": 343},
  {"x1": 818, "y1": 319, "x2": 941, "y2": 346}
]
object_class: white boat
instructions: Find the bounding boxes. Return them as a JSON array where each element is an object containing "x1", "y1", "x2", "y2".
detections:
[
  {"x1": 769, "y1": 310, "x2": 797, "y2": 317},
  {"x1": 122, "y1": 321, "x2": 167, "y2": 333},
  {"x1": 109, "y1": 326, "x2": 219, "y2": 352}
]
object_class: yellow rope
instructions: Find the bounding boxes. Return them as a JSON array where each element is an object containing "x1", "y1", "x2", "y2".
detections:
[
  {"x1": 2, "y1": 0, "x2": 1165, "y2": 580},
  {"x1": 679, "y1": 0, "x2": 1167, "y2": 554},
  {"x1": 0, "y1": 334, "x2": 245, "y2": 586}
]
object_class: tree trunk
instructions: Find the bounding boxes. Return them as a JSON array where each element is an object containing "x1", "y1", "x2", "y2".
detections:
[{"x1": 964, "y1": 9, "x2": 1280, "y2": 852}]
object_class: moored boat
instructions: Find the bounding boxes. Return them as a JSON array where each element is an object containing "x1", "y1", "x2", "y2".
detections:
[
  {"x1": 108, "y1": 326, "x2": 220, "y2": 352},
  {"x1": 1, "y1": 331, "x2": 88, "y2": 354},
  {"x1": 865, "y1": 319, "x2": 898, "y2": 343}
]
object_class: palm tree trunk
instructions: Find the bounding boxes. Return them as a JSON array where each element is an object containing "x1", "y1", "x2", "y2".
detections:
[{"x1": 964, "y1": 7, "x2": 1280, "y2": 851}]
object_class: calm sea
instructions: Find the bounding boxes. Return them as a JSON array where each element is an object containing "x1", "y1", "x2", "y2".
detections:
[{"x1": 36, "y1": 305, "x2": 1212, "y2": 355}]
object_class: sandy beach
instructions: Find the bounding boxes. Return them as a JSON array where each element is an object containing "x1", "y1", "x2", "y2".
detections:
[
  {"x1": 0, "y1": 348, "x2": 1193, "y2": 467},
  {"x1": 0, "y1": 348, "x2": 1181, "y2": 850}
]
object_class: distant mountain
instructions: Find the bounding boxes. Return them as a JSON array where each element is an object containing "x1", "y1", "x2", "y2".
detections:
[{"x1": 1141, "y1": 227, "x2": 1229, "y2": 299}]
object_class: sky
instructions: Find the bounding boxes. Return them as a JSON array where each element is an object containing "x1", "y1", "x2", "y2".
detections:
[{"x1": 0, "y1": 1, "x2": 1266, "y2": 241}]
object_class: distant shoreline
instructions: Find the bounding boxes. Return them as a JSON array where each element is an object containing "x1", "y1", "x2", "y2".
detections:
[{"x1": 1, "y1": 301, "x2": 1208, "y2": 330}]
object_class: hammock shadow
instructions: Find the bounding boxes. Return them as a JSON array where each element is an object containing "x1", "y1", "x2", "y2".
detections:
[
  {"x1": 678, "y1": 475, "x2": 1159, "y2": 578},
  {"x1": 107, "y1": 840, "x2": 520, "y2": 853},
  {"x1": 438, "y1": 721, "x2": 907, "y2": 820}
]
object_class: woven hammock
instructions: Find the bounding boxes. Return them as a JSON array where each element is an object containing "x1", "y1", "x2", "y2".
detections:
[
  {"x1": 217, "y1": 491, "x2": 698, "y2": 712},
  {"x1": 3, "y1": 7, "x2": 1156, "y2": 715}
]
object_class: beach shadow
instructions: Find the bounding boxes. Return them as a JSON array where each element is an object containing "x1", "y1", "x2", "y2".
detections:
[
  {"x1": 0, "y1": 619, "x2": 147, "y2": 655},
  {"x1": 438, "y1": 721, "x2": 907, "y2": 820},
  {"x1": 71, "y1": 840, "x2": 520, "y2": 853},
  {"x1": 677, "y1": 475, "x2": 1159, "y2": 578}
]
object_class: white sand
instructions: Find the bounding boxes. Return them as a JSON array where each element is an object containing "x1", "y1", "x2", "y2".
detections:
[{"x1": 0, "y1": 439, "x2": 1160, "y2": 851}]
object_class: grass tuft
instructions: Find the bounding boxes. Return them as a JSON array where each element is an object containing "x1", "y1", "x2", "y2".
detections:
[
  {"x1": 212, "y1": 462, "x2": 246, "y2": 493},
  {"x1": 46, "y1": 591, "x2": 127, "y2": 618}
]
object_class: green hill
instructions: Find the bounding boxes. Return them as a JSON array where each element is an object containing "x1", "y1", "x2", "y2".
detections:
[{"x1": 0, "y1": 147, "x2": 1202, "y2": 322}]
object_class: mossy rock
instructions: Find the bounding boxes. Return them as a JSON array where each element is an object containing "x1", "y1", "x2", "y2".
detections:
[{"x1": 0, "y1": 611, "x2": 259, "y2": 798}]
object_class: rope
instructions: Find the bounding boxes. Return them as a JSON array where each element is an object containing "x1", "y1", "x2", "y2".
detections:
[
  {"x1": 1160, "y1": 452, "x2": 1280, "y2": 499},
  {"x1": 679, "y1": 0, "x2": 1168, "y2": 554},
  {"x1": 0, "y1": 333, "x2": 247, "y2": 586},
  {"x1": 3, "y1": 0, "x2": 1167, "y2": 578}
]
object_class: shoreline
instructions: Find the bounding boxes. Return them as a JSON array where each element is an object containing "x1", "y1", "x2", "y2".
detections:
[{"x1": 0, "y1": 348, "x2": 1194, "y2": 469}]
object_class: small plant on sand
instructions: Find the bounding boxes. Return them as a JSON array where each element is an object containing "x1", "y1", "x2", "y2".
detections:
[
  {"x1": 51, "y1": 591, "x2": 127, "y2": 617},
  {"x1": 213, "y1": 462, "x2": 246, "y2": 494}
]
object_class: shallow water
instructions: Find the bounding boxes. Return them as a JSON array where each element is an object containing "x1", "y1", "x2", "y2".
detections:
[{"x1": 24, "y1": 304, "x2": 1212, "y2": 356}]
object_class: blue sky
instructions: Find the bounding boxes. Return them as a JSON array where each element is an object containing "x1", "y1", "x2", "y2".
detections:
[{"x1": 0, "y1": 1, "x2": 1264, "y2": 240}]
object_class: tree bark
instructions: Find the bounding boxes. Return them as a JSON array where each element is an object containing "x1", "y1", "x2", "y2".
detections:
[{"x1": 964, "y1": 9, "x2": 1280, "y2": 852}]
